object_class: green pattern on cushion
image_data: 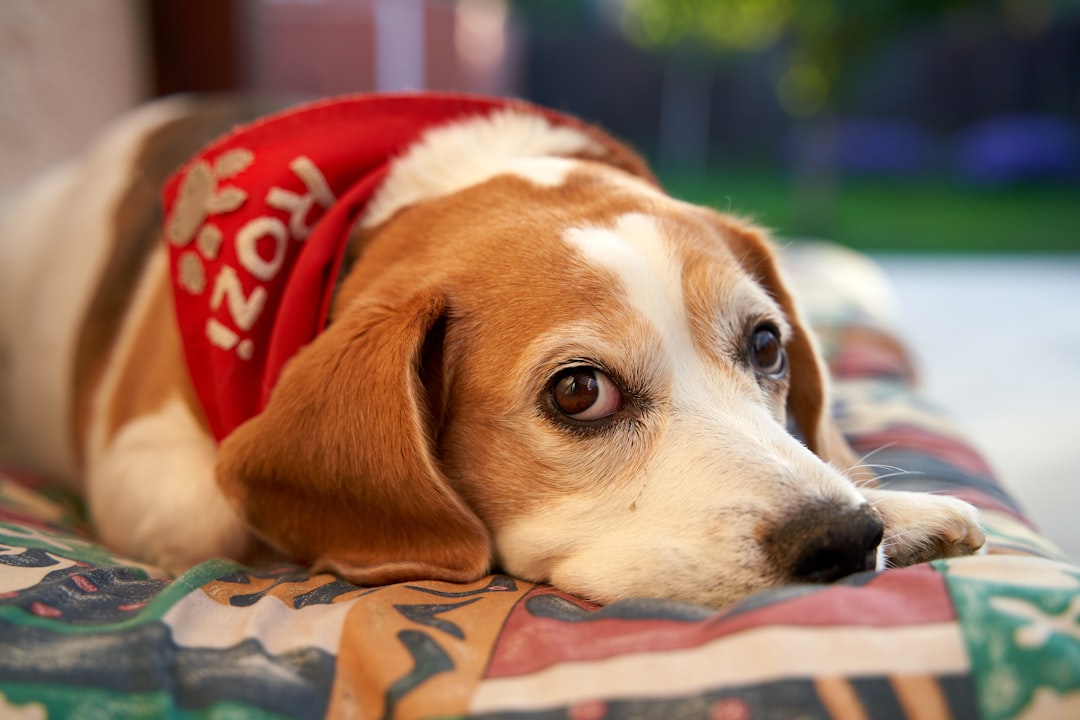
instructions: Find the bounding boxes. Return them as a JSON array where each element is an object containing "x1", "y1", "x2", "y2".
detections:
[{"x1": 940, "y1": 556, "x2": 1080, "y2": 719}]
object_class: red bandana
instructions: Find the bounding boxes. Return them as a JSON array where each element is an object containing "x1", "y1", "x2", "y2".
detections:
[{"x1": 163, "y1": 93, "x2": 590, "y2": 442}]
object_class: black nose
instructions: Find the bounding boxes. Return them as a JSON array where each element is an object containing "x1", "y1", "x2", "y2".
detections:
[{"x1": 772, "y1": 503, "x2": 884, "y2": 584}]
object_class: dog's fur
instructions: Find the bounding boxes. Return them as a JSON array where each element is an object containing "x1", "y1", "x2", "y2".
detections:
[{"x1": 0, "y1": 96, "x2": 984, "y2": 608}]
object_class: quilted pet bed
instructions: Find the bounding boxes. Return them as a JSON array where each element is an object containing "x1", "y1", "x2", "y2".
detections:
[{"x1": 0, "y1": 242, "x2": 1076, "y2": 719}]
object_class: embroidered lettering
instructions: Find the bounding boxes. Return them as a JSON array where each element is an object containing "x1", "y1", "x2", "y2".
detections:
[
  {"x1": 206, "y1": 318, "x2": 255, "y2": 360},
  {"x1": 207, "y1": 186, "x2": 247, "y2": 215},
  {"x1": 236, "y1": 216, "x2": 289, "y2": 282},
  {"x1": 197, "y1": 225, "x2": 224, "y2": 260},
  {"x1": 177, "y1": 251, "x2": 207, "y2": 294},
  {"x1": 206, "y1": 317, "x2": 238, "y2": 351},
  {"x1": 213, "y1": 148, "x2": 255, "y2": 179},
  {"x1": 169, "y1": 148, "x2": 254, "y2": 247},
  {"x1": 169, "y1": 162, "x2": 214, "y2": 246},
  {"x1": 210, "y1": 266, "x2": 268, "y2": 332},
  {"x1": 265, "y1": 156, "x2": 336, "y2": 240}
]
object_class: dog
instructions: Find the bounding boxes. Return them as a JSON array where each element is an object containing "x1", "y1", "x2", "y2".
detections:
[{"x1": 0, "y1": 93, "x2": 984, "y2": 608}]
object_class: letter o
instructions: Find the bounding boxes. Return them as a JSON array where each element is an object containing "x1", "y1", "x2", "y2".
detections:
[{"x1": 236, "y1": 216, "x2": 288, "y2": 281}]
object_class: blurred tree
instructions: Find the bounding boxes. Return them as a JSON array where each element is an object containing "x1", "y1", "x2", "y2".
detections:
[
  {"x1": 511, "y1": 0, "x2": 598, "y2": 26},
  {"x1": 616, "y1": 0, "x2": 1003, "y2": 117},
  {"x1": 612, "y1": 0, "x2": 1071, "y2": 231}
]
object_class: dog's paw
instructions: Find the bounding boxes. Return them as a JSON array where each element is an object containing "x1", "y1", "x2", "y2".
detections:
[
  {"x1": 88, "y1": 399, "x2": 256, "y2": 576},
  {"x1": 862, "y1": 488, "x2": 986, "y2": 568},
  {"x1": 887, "y1": 497, "x2": 985, "y2": 567}
]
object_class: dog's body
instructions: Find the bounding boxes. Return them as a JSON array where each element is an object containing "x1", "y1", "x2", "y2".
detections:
[{"x1": 0, "y1": 95, "x2": 983, "y2": 608}]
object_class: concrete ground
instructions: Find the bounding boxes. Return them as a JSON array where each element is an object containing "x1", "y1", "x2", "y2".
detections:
[{"x1": 877, "y1": 255, "x2": 1080, "y2": 562}]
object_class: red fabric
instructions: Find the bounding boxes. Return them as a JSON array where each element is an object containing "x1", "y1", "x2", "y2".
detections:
[
  {"x1": 486, "y1": 565, "x2": 955, "y2": 677},
  {"x1": 163, "y1": 93, "x2": 590, "y2": 441}
]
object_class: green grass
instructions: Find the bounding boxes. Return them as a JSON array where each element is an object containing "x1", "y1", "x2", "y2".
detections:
[{"x1": 660, "y1": 168, "x2": 1080, "y2": 253}]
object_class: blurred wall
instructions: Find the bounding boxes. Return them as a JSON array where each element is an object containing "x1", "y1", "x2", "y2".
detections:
[
  {"x1": 241, "y1": 0, "x2": 521, "y2": 98},
  {"x1": 0, "y1": 0, "x2": 148, "y2": 194}
]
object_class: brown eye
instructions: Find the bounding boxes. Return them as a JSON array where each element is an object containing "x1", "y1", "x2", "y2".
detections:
[
  {"x1": 551, "y1": 367, "x2": 622, "y2": 421},
  {"x1": 749, "y1": 325, "x2": 786, "y2": 377}
]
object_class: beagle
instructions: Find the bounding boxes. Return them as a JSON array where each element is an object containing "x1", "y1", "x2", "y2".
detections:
[{"x1": 0, "y1": 94, "x2": 984, "y2": 608}]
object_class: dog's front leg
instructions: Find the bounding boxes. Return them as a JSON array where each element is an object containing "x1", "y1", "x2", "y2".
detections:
[
  {"x1": 861, "y1": 488, "x2": 986, "y2": 568},
  {"x1": 86, "y1": 398, "x2": 254, "y2": 575}
]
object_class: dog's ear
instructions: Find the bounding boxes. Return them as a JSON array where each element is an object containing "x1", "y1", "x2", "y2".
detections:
[
  {"x1": 216, "y1": 287, "x2": 492, "y2": 585},
  {"x1": 720, "y1": 220, "x2": 859, "y2": 471}
]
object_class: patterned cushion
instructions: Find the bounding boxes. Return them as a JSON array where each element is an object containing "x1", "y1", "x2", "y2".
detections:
[{"x1": 1, "y1": 243, "x2": 1076, "y2": 719}]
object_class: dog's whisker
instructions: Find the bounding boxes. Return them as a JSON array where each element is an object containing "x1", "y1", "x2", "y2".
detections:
[
  {"x1": 845, "y1": 465, "x2": 888, "y2": 476},
  {"x1": 852, "y1": 442, "x2": 898, "y2": 468},
  {"x1": 869, "y1": 469, "x2": 926, "y2": 483},
  {"x1": 849, "y1": 463, "x2": 908, "y2": 474},
  {"x1": 915, "y1": 489, "x2": 955, "y2": 497},
  {"x1": 842, "y1": 445, "x2": 905, "y2": 486},
  {"x1": 844, "y1": 460, "x2": 919, "y2": 490}
]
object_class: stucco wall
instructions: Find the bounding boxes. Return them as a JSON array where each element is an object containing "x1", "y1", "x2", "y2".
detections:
[{"x1": 0, "y1": 0, "x2": 148, "y2": 193}]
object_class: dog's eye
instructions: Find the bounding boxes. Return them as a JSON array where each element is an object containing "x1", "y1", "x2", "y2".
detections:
[
  {"x1": 748, "y1": 324, "x2": 786, "y2": 377},
  {"x1": 550, "y1": 367, "x2": 622, "y2": 421}
]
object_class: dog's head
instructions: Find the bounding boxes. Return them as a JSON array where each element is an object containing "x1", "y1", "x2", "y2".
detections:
[{"x1": 216, "y1": 111, "x2": 882, "y2": 607}]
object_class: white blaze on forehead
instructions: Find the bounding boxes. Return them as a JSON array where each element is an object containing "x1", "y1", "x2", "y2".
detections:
[
  {"x1": 503, "y1": 156, "x2": 581, "y2": 187},
  {"x1": 360, "y1": 110, "x2": 601, "y2": 228},
  {"x1": 564, "y1": 213, "x2": 696, "y2": 372}
]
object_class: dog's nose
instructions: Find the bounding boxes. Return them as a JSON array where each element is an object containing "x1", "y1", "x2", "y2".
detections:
[{"x1": 773, "y1": 503, "x2": 884, "y2": 584}]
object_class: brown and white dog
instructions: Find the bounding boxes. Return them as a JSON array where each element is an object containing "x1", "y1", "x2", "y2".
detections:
[{"x1": 0, "y1": 94, "x2": 983, "y2": 608}]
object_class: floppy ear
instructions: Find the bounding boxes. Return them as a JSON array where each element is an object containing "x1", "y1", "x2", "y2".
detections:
[
  {"x1": 720, "y1": 220, "x2": 859, "y2": 471},
  {"x1": 216, "y1": 287, "x2": 492, "y2": 585}
]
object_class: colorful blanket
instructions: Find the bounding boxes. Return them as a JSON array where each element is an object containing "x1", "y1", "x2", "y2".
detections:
[{"x1": 1, "y1": 243, "x2": 1076, "y2": 719}]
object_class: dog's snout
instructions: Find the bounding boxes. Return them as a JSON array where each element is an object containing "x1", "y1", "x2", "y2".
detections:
[{"x1": 767, "y1": 503, "x2": 884, "y2": 585}]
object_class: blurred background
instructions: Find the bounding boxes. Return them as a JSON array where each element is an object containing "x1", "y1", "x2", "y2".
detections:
[{"x1": 0, "y1": 0, "x2": 1077, "y2": 557}]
